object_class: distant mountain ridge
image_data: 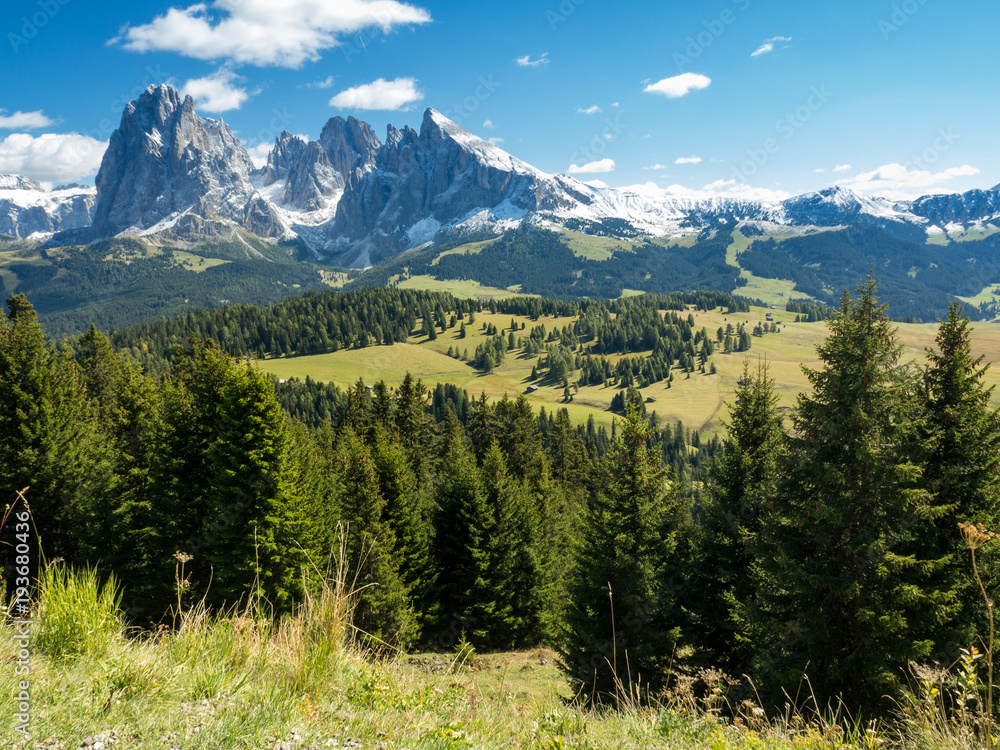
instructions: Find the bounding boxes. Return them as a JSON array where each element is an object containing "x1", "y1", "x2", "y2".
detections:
[{"x1": 5, "y1": 84, "x2": 1000, "y2": 264}]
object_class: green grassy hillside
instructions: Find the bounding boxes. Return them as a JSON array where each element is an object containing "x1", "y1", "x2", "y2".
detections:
[{"x1": 264, "y1": 304, "x2": 1000, "y2": 437}]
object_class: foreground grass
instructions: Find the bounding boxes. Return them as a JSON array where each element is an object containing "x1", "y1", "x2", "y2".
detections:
[
  {"x1": 0, "y1": 617, "x2": 934, "y2": 750},
  {"x1": 0, "y1": 564, "x2": 985, "y2": 750}
]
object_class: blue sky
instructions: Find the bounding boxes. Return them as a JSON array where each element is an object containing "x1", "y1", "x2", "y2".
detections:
[{"x1": 1, "y1": 0, "x2": 997, "y2": 200}]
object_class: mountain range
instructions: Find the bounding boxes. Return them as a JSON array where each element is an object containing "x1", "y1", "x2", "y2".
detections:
[{"x1": 4, "y1": 84, "x2": 1000, "y2": 265}]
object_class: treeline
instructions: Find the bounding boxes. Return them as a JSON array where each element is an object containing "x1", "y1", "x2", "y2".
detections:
[{"x1": 109, "y1": 288, "x2": 480, "y2": 369}]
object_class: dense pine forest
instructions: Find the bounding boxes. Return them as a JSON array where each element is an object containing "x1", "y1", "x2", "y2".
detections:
[{"x1": 2, "y1": 277, "x2": 999, "y2": 719}]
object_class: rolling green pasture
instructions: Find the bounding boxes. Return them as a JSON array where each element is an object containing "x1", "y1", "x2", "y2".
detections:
[{"x1": 264, "y1": 303, "x2": 1000, "y2": 438}]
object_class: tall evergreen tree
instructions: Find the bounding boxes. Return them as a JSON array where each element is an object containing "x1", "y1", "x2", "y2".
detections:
[
  {"x1": 336, "y1": 428, "x2": 417, "y2": 649},
  {"x1": 559, "y1": 405, "x2": 683, "y2": 704},
  {"x1": 429, "y1": 431, "x2": 494, "y2": 647},
  {"x1": 479, "y1": 441, "x2": 541, "y2": 649},
  {"x1": 755, "y1": 277, "x2": 946, "y2": 711},
  {"x1": 0, "y1": 294, "x2": 102, "y2": 566},
  {"x1": 691, "y1": 358, "x2": 784, "y2": 675},
  {"x1": 919, "y1": 302, "x2": 1000, "y2": 658}
]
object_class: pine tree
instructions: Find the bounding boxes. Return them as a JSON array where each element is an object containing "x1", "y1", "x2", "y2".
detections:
[
  {"x1": 429, "y1": 432, "x2": 494, "y2": 647},
  {"x1": 755, "y1": 277, "x2": 946, "y2": 711},
  {"x1": 336, "y1": 428, "x2": 416, "y2": 649},
  {"x1": 919, "y1": 303, "x2": 1000, "y2": 658},
  {"x1": 559, "y1": 405, "x2": 683, "y2": 703},
  {"x1": 690, "y1": 358, "x2": 784, "y2": 675},
  {"x1": 0, "y1": 294, "x2": 102, "y2": 566},
  {"x1": 479, "y1": 441, "x2": 541, "y2": 649},
  {"x1": 371, "y1": 424, "x2": 434, "y2": 631}
]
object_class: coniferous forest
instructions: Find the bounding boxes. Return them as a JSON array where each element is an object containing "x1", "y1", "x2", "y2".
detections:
[{"x1": 2, "y1": 276, "x2": 999, "y2": 719}]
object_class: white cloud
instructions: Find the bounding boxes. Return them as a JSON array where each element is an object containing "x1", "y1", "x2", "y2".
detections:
[
  {"x1": 482, "y1": 119, "x2": 495, "y2": 129},
  {"x1": 300, "y1": 75, "x2": 335, "y2": 89},
  {"x1": 813, "y1": 168, "x2": 826, "y2": 173},
  {"x1": 834, "y1": 163, "x2": 851, "y2": 172},
  {"x1": 515, "y1": 53, "x2": 549, "y2": 68},
  {"x1": 181, "y1": 69, "x2": 250, "y2": 112},
  {"x1": 0, "y1": 110, "x2": 55, "y2": 130},
  {"x1": 114, "y1": 0, "x2": 432, "y2": 68},
  {"x1": 329, "y1": 77, "x2": 422, "y2": 110},
  {"x1": 837, "y1": 162, "x2": 980, "y2": 198},
  {"x1": 644, "y1": 72, "x2": 711, "y2": 99},
  {"x1": 576, "y1": 105, "x2": 601, "y2": 115},
  {"x1": 675, "y1": 156, "x2": 702, "y2": 165},
  {"x1": 643, "y1": 164, "x2": 669, "y2": 171},
  {"x1": 751, "y1": 36, "x2": 792, "y2": 57},
  {"x1": 0, "y1": 132, "x2": 107, "y2": 183},
  {"x1": 567, "y1": 158, "x2": 615, "y2": 175},
  {"x1": 488, "y1": 137, "x2": 504, "y2": 146}
]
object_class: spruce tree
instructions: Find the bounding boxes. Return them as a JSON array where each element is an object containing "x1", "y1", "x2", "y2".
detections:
[
  {"x1": 919, "y1": 303, "x2": 1000, "y2": 658},
  {"x1": 429, "y1": 431, "x2": 494, "y2": 647},
  {"x1": 559, "y1": 405, "x2": 683, "y2": 704},
  {"x1": 755, "y1": 277, "x2": 946, "y2": 711},
  {"x1": 690, "y1": 358, "x2": 784, "y2": 675},
  {"x1": 479, "y1": 440, "x2": 541, "y2": 649},
  {"x1": 371, "y1": 425, "x2": 434, "y2": 632},
  {"x1": 336, "y1": 428, "x2": 416, "y2": 649},
  {"x1": 0, "y1": 294, "x2": 102, "y2": 565}
]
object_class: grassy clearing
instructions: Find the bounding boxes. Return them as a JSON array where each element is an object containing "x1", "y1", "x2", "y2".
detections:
[
  {"x1": 559, "y1": 230, "x2": 637, "y2": 261},
  {"x1": 429, "y1": 238, "x2": 498, "y2": 266},
  {"x1": 265, "y1": 306, "x2": 1000, "y2": 438},
  {"x1": 169, "y1": 250, "x2": 230, "y2": 273},
  {"x1": 724, "y1": 228, "x2": 817, "y2": 308},
  {"x1": 5, "y1": 563, "x2": 986, "y2": 749},
  {"x1": 395, "y1": 275, "x2": 533, "y2": 301},
  {"x1": 959, "y1": 285, "x2": 1000, "y2": 315},
  {"x1": 319, "y1": 270, "x2": 351, "y2": 288}
]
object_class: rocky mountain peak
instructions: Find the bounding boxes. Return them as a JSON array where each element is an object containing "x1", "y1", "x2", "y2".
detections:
[
  {"x1": 319, "y1": 115, "x2": 381, "y2": 180},
  {"x1": 261, "y1": 131, "x2": 308, "y2": 186},
  {"x1": 93, "y1": 83, "x2": 281, "y2": 238}
]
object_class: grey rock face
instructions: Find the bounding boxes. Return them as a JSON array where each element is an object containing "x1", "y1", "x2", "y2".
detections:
[
  {"x1": 93, "y1": 84, "x2": 282, "y2": 238},
  {"x1": 319, "y1": 116, "x2": 381, "y2": 182},
  {"x1": 325, "y1": 109, "x2": 545, "y2": 264},
  {"x1": 259, "y1": 132, "x2": 344, "y2": 212}
]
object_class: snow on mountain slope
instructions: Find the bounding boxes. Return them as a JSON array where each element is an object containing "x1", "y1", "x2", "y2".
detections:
[{"x1": 0, "y1": 175, "x2": 95, "y2": 239}]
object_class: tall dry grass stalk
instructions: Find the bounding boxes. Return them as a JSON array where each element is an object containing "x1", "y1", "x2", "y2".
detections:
[{"x1": 960, "y1": 520, "x2": 999, "y2": 745}]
